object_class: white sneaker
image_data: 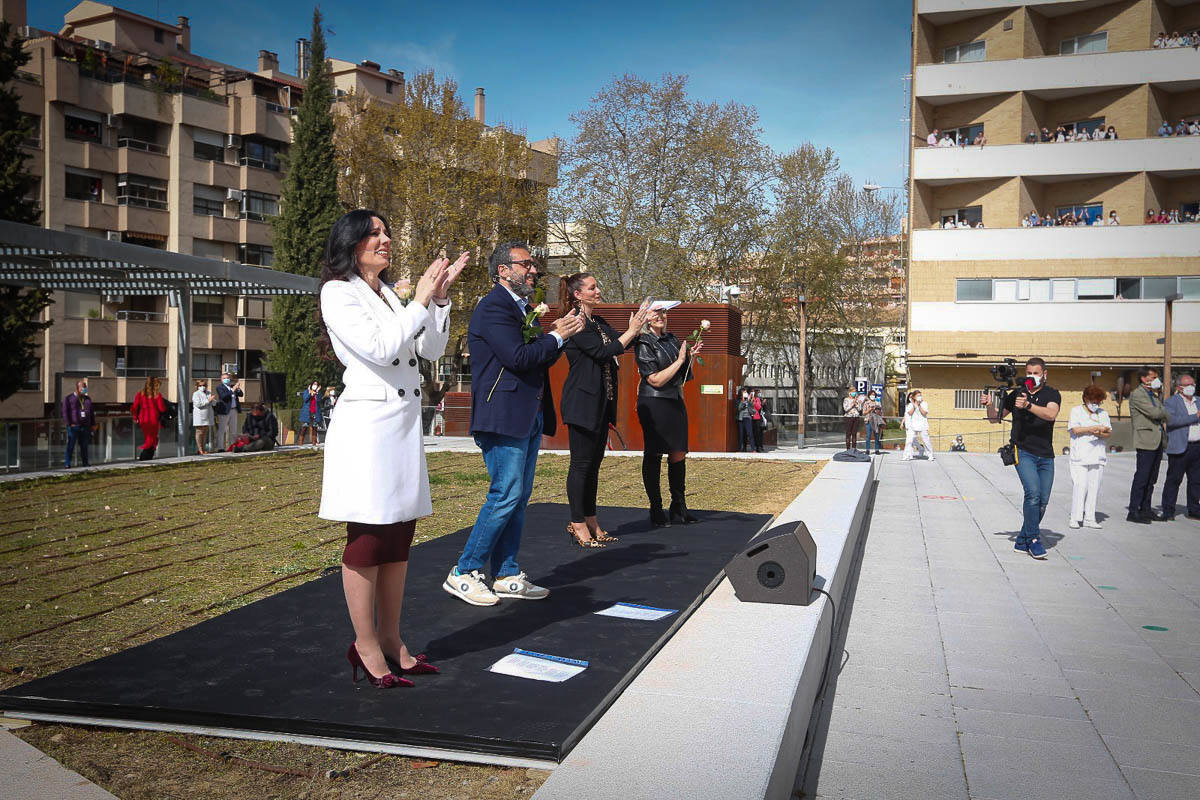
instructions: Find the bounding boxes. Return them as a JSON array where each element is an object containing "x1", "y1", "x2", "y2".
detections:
[
  {"x1": 492, "y1": 572, "x2": 550, "y2": 600},
  {"x1": 443, "y1": 568, "x2": 499, "y2": 606},
  {"x1": 1068, "y1": 519, "x2": 1081, "y2": 529},
  {"x1": 1083, "y1": 519, "x2": 1102, "y2": 529}
]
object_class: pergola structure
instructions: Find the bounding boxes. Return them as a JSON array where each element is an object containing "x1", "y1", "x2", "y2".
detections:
[{"x1": 0, "y1": 219, "x2": 318, "y2": 457}]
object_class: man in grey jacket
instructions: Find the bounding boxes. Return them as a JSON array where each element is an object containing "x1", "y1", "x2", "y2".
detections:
[
  {"x1": 1127, "y1": 366, "x2": 1169, "y2": 523},
  {"x1": 1161, "y1": 373, "x2": 1200, "y2": 521}
]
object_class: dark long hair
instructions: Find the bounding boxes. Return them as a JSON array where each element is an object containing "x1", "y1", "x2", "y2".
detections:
[
  {"x1": 316, "y1": 209, "x2": 391, "y2": 358},
  {"x1": 558, "y1": 272, "x2": 590, "y2": 316}
]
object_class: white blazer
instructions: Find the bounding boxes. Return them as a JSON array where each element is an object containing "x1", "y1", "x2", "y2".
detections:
[{"x1": 318, "y1": 276, "x2": 451, "y2": 524}]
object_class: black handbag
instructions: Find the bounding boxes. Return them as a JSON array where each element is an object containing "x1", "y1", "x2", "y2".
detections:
[{"x1": 998, "y1": 442, "x2": 1016, "y2": 466}]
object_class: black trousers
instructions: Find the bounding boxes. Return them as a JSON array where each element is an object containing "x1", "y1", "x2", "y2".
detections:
[
  {"x1": 752, "y1": 419, "x2": 764, "y2": 451},
  {"x1": 1129, "y1": 446, "x2": 1164, "y2": 515},
  {"x1": 1162, "y1": 440, "x2": 1200, "y2": 516},
  {"x1": 567, "y1": 423, "x2": 608, "y2": 522}
]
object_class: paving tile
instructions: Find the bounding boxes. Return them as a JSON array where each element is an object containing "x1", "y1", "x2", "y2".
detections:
[
  {"x1": 1121, "y1": 766, "x2": 1200, "y2": 800},
  {"x1": 807, "y1": 756, "x2": 968, "y2": 800},
  {"x1": 959, "y1": 733, "x2": 1135, "y2": 800},
  {"x1": 949, "y1": 686, "x2": 1087, "y2": 720},
  {"x1": 952, "y1": 706, "x2": 1104, "y2": 746},
  {"x1": 1102, "y1": 734, "x2": 1200, "y2": 776},
  {"x1": 1075, "y1": 692, "x2": 1200, "y2": 745}
]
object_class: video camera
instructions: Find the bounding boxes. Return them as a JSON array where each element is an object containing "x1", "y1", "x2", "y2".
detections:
[{"x1": 989, "y1": 358, "x2": 1020, "y2": 387}]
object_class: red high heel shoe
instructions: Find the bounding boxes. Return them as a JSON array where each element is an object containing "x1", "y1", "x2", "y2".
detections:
[
  {"x1": 386, "y1": 652, "x2": 440, "y2": 675},
  {"x1": 347, "y1": 644, "x2": 413, "y2": 688}
]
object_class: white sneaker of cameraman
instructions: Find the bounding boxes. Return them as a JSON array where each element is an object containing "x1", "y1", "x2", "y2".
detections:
[
  {"x1": 443, "y1": 567, "x2": 499, "y2": 606},
  {"x1": 492, "y1": 571, "x2": 550, "y2": 600}
]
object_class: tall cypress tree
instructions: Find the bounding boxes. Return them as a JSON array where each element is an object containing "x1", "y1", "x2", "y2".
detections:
[
  {"x1": 0, "y1": 21, "x2": 52, "y2": 402},
  {"x1": 267, "y1": 8, "x2": 342, "y2": 403}
]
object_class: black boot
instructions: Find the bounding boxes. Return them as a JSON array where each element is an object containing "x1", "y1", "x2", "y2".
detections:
[
  {"x1": 643, "y1": 452, "x2": 670, "y2": 527},
  {"x1": 668, "y1": 459, "x2": 698, "y2": 524}
]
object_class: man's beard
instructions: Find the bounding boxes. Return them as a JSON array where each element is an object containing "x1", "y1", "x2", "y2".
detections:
[{"x1": 507, "y1": 273, "x2": 538, "y2": 298}]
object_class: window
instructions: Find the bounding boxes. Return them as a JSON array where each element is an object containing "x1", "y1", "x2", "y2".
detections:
[
  {"x1": 1181, "y1": 277, "x2": 1200, "y2": 299},
  {"x1": 238, "y1": 349, "x2": 265, "y2": 377},
  {"x1": 1181, "y1": 201, "x2": 1199, "y2": 219},
  {"x1": 1143, "y1": 277, "x2": 1179, "y2": 300},
  {"x1": 192, "y1": 239, "x2": 225, "y2": 260},
  {"x1": 193, "y1": 128, "x2": 225, "y2": 162},
  {"x1": 1117, "y1": 277, "x2": 1141, "y2": 300},
  {"x1": 940, "y1": 205, "x2": 982, "y2": 228},
  {"x1": 64, "y1": 291, "x2": 103, "y2": 319},
  {"x1": 240, "y1": 137, "x2": 284, "y2": 171},
  {"x1": 192, "y1": 349, "x2": 222, "y2": 375},
  {"x1": 948, "y1": 123, "x2": 984, "y2": 145},
  {"x1": 1028, "y1": 279, "x2": 1051, "y2": 302},
  {"x1": 954, "y1": 389, "x2": 984, "y2": 409},
  {"x1": 64, "y1": 114, "x2": 102, "y2": 143},
  {"x1": 993, "y1": 279, "x2": 1017, "y2": 302},
  {"x1": 237, "y1": 297, "x2": 271, "y2": 326},
  {"x1": 944, "y1": 40, "x2": 986, "y2": 63},
  {"x1": 64, "y1": 344, "x2": 102, "y2": 373},
  {"x1": 1061, "y1": 117, "x2": 1105, "y2": 138},
  {"x1": 65, "y1": 170, "x2": 102, "y2": 202},
  {"x1": 241, "y1": 190, "x2": 279, "y2": 221},
  {"x1": 1051, "y1": 279, "x2": 1075, "y2": 301},
  {"x1": 154, "y1": 28, "x2": 164, "y2": 43},
  {"x1": 238, "y1": 243, "x2": 274, "y2": 266},
  {"x1": 116, "y1": 346, "x2": 165, "y2": 378},
  {"x1": 22, "y1": 113, "x2": 40, "y2": 146},
  {"x1": 1060, "y1": 32, "x2": 1107, "y2": 55},
  {"x1": 1076, "y1": 278, "x2": 1115, "y2": 300},
  {"x1": 956, "y1": 279, "x2": 992, "y2": 301},
  {"x1": 117, "y1": 173, "x2": 167, "y2": 210},
  {"x1": 192, "y1": 295, "x2": 225, "y2": 324},
  {"x1": 22, "y1": 359, "x2": 40, "y2": 390},
  {"x1": 385, "y1": 79, "x2": 394, "y2": 94},
  {"x1": 193, "y1": 184, "x2": 225, "y2": 217},
  {"x1": 1055, "y1": 203, "x2": 1103, "y2": 225}
]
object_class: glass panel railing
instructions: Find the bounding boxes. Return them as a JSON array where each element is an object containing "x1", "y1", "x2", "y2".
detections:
[{"x1": 0, "y1": 414, "x2": 182, "y2": 474}]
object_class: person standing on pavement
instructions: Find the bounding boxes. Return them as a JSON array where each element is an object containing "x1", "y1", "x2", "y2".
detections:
[
  {"x1": 1161, "y1": 373, "x2": 1200, "y2": 521},
  {"x1": 191, "y1": 379, "x2": 214, "y2": 455},
  {"x1": 751, "y1": 389, "x2": 766, "y2": 452},
  {"x1": 214, "y1": 372, "x2": 243, "y2": 451},
  {"x1": 1066, "y1": 384, "x2": 1112, "y2": 529},
  {"x1": 736, "y1": 389, "x2": 754, "y2": 453},
  {"x1": 1127, "y1": 366, "x2": 1170, "y2": 523},
  {"x1": 842, "y1": 389, "x2": 863, "y2": 452},
  {"x1": 864, "y1": 390, "x2": 884, "y2": 454},
  {"x1": 62, "y1": 379, "x2": 95, "y2": 468},
  {"x1": 984, "y1": 358, "x2": 1061, "y2": 559},
  {"x1": 902, "y1": 390, "x2": 934, "y2": 461},
  {"x1": 131, "y1": 376, "x2": 167, "y2": 460}
]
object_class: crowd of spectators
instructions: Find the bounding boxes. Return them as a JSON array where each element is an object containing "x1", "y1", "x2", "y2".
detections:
[
  {"x1": 1153, "y1": 31, "x2": 1200, "y2": 49},
  {"x1": 1021, "y1": 210, "x2": 1115, "y2": 227},
  {"x1": 926, "y1": 129, "x2": 988, "y2": 147},
  {"x1": 1026, "y1": 125, "x2": 1119, "y2": 143},
  {"x1": 1145, "y1": 208, "x2": 1200, "y2": 224},
  {"x1": 1158, "y1": 119, "x2": 1200, "y2": 136}
]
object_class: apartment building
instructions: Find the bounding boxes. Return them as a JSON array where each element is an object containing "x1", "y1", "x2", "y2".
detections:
[
  {"x1": 0, "y1": 0, "x2": 556, "y2": 421},
  {"x1": 908, "y1": 0, "x2": 1200, "y2": 450}
]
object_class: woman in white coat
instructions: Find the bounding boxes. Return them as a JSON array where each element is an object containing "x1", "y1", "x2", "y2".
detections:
[
  {"x1": 191, "y1": 379, "x2": 214, "y2": 455},
  {"x1": 318, "y1": 209, "x2": 468, "y2": 689},
  {"x1": 902, "y1": 390, "x2": 934, "y2": 461}
]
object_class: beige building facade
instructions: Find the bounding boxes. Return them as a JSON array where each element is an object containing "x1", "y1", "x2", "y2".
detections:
[
  {"x1": 908, "y1": 0, "x2": 1200, "y2": 452},
  {"x1": 1, "y1": 0, "x2": 555, "y2": 423}
]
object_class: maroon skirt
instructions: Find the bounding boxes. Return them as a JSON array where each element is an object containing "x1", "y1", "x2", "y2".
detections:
[{"x1": 342, "y1": 520, "x2": 416, "y2": 567}]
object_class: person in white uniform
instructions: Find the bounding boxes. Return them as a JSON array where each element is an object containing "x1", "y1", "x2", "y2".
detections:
[
  {"x1": 1066, "y1": 384, "x2": 1112, "y2": 528},
  {"x1": 317, "y1": 209, "x2": 469, "y2": 689},
  {"x1": 902, "y1": 390, "x2": 934, "y2": 461}
]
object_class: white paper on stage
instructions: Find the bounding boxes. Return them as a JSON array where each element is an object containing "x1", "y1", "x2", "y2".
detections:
[
  {"x1": 595, "y1": 602, "x2": 678, "y2": 621},
  {"x1": 488, "y1": 650, "x2": 588, "y2": 683}
]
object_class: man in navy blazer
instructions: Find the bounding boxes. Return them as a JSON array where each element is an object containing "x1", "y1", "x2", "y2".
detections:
[
  {"x1": 1161, "y1": 373, "x2": 1200, "y2": 520},
  {"x1": 443, "y1": 242, "x2": 584, "y2": 607}
]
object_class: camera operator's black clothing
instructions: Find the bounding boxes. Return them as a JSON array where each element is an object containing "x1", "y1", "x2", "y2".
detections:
[
  {"x1": 242, "y1": 411, "x2": 278, "y2": 444},
  {"x1": 1002, "y1": 385, "x2": 1061, "y2": 458}
]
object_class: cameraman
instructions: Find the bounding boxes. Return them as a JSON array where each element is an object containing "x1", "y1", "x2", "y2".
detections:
[{"x1": 983, "y1": 357, "x2": 1061, "y2": 559}]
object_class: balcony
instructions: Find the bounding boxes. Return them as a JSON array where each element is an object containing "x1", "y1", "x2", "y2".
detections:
[
  {"x1": 911, "y1": 224, "x2": 1200, "y2": 262},
  {"x1": 913, "y1": 137, "x2": 1200, "y2": 183},
  {"x1": 915, "y1": 47, "x2": 1200, "y2": 102},
  {"x1": 60, "y1": 139, "x2": 116, "y2": 173},
  {"x1": 236, "y1": 96, "x2": 291, "y2": 141},
  {"x1": 917, "y1": 0, "x2": 1092, "y2": 20},
  {"x1": 910, "y1": 299, "x2": 1200, "y2": 335}
]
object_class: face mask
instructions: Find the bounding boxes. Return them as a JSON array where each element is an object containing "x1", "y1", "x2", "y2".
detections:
[
  {"x1": 222, "y1": 378, "x2": 231, "y2": 385},
  {"x1": 80, "y1": 387, "x2": 88, "y2": 395},
  {"x1": 1087, "y1": 402, "x2": 1102, "y2": 413},
  {"x1": 1150, "y1": 378, "x2": 1163, "y2": 390},
  {"x1": 1184, "y1": 385, "x2": 1197, "y2": 398},
  {"x1": 311, "y1": 385, "x2": 319, "y2": 391}
]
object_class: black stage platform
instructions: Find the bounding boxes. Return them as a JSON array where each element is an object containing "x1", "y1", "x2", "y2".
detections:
[{"x1": 1, "y1": 503, "x2": 769, "y2": 764}]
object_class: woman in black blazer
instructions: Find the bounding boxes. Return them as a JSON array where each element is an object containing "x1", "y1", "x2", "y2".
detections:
[{"x1": 560, "y1": 273, "x2": 649, "y2": 548}]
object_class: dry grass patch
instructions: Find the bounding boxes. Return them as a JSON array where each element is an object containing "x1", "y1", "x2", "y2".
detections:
[{"x1": 1, "y1": 449, "x2": 820, "y2": 800}]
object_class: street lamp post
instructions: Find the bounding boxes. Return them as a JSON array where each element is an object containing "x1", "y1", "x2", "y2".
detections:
[
  {"x1": 1165, "y1": 292, "x2": 1182, "y2": 389},
  {"x1": 797, "y1": 294, "x2": 807, "y2": 448}
]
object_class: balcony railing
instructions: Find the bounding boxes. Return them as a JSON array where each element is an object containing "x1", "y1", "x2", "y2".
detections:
[
  {"x1": 238, "y1": 156, "x2": 281, "y2": 172},
  {"x1": 118, "y1": 137, "x2": 167, "y2": 155},
  {"x1": 15, "y1": 70, "x2": 40, "y2": 85},
  {"x1": 115, "y1": 310, "x2": 167, "y2": 322},
  {"x1": 117, "y1": 194, "x2": 168, "y2": 211},
  {"x1": 115, "y1": 367, "x2": 167, "y2": 378},
  {"x1": 264, "y1": 102, "x2": 290, "y2": 114},
  {"x1": 237, "y1": 317, "x2": 268, "y2": 327}
]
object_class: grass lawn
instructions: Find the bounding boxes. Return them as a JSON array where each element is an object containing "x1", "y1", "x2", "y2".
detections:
[{"x1": 0, "y1": 449, "x2": 820, "y2": 800}]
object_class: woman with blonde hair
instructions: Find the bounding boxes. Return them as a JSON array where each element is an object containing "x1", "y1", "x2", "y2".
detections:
[{"x1": 131, "y1": 376, "x2": 167, "y2": 460}]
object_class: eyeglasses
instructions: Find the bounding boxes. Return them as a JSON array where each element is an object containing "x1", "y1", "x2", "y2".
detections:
[{"x1": 506, "y1": 259, "x2": 537, "y2": 270}]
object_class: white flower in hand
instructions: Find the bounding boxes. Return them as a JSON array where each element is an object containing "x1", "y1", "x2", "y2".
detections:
[
  {"x1": 700, "y1": 319, "x2": 711, "y2": 331},
  {"x1": 534, "y1": 302, "x2": 549, "y2": 317},
  {"x1": 396, "y1": 279, "x2": 413, "y2": 300}
]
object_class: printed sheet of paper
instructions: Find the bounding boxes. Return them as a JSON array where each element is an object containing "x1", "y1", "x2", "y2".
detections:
[
  {"x1": 488, "y1": 650, "x2": 588, "y2": 683},
  {"x1": 594, "y1": 602, "x2": 678, "y2": 622}
]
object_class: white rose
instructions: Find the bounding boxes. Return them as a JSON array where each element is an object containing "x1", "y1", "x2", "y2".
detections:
[
  {"x1": 534, "y1": 302, "x2": 549, "y2": 316},
  {"x1": 700, "y1": 319, "x2": 711, "y2": 331},
  {"x1": 396, "y1": 279, "x2": 413, "y2": 300}
]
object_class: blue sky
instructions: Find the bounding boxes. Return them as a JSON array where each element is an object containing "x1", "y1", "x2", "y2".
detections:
[{"x1": 34, "y1": 0, "x2": 912, "y2": 190}]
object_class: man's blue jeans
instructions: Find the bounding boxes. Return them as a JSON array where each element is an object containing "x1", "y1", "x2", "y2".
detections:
[
  {"x1": 1014, "y1": 448, "x2": 1054, "y2": 543},
  {"x1": 65, "y1": 424, "x2": 90, "y2": 468},
  {"x1": 457, "y1": 413, "x2": 543, "y2": 578}
]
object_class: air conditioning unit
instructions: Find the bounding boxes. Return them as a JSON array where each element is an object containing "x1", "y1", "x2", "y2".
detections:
[
  {"x1": 106, "y1": 230, "x2": 121, "y2": 242},
  {"x1": 93, "y1": 39, "x2": 112, "y2": 52},
  {"x1": 225, "y1": 188, "x2": 243, "y2": 202},
  {"x1": 225, "y1": 134, "x2": 241, "y2": 148},
  {"x1": 221, "y1": 363, "x2": 239, "y2": 375},
  {"x1": 104, "y1": 113, "x2": 120, "y2": 127}
]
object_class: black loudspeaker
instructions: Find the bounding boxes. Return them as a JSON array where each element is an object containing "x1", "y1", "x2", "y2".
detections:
[
  {"x1": 725, "y1": 521, "x2": 818, "y2": 606},
  {"x1": 263, "y1": 372, "x2": 288, "y2": 404}
]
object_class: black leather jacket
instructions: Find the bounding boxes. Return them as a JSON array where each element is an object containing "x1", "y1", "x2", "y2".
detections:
[{"x1": 635, "y1": 332, "x2": 693, "y2": 399}]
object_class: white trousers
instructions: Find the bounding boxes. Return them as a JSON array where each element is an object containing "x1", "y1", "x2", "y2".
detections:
[
  {"x1": 1069, "y1": 461, "x2": 1103, "y2": 522},
  {"x1": 216, "y1": 411, "x2": 238, "y2": 451},
  {"x1": 904, "y1": 429, "x2": 933, "y2": 459}
]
